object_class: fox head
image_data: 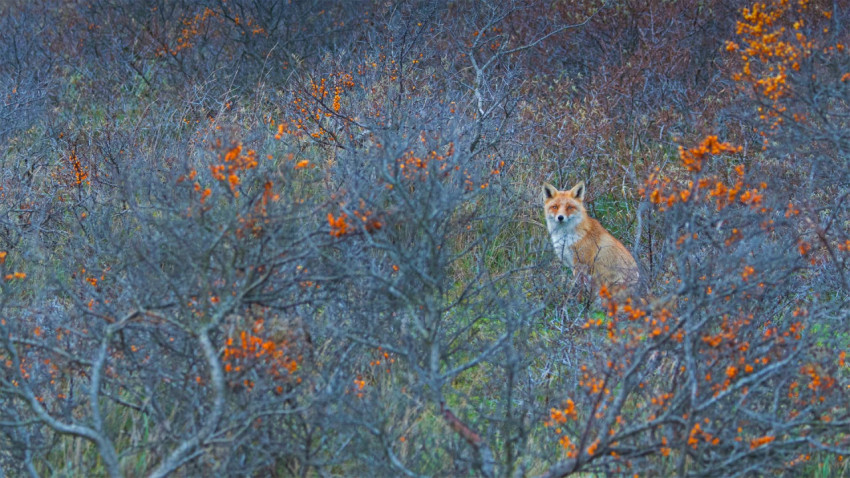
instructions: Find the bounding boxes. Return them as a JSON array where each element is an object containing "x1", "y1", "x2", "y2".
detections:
[{"x1": 542, "y1": 181, "x2": 587, "y2": 233}]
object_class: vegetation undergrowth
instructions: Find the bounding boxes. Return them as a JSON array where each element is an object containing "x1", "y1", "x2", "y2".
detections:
[{"x1": 1, "y1": 1, "x2": 848, "y2": 477}]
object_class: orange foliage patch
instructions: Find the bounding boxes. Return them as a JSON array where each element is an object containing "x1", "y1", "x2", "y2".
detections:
[
  {"x1": 274, "y1": 73, "x2": 356, "y2": 141},
  {"x1": 221, "y1": 328, "x2": 298, "y2": 390},
  {"x1": 750, "y1": 435, "x2": 776, "y2": 449},
  {"x1": 204, "y1": 143, "x2": 258, "y2": 198}
]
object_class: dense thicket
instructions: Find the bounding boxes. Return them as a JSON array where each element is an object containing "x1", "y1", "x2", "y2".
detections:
[{"x1": 1, "y1": 1, "x2": 848, "y2": 476}]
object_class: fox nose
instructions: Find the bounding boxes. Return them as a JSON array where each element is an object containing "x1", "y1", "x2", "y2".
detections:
[{"x1": 557, "y1": 215, "x2": 565, "y2": 222}]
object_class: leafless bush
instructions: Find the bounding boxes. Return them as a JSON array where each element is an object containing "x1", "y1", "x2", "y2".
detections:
[{"x1": 1, "y1": 1, "x2": 848, "y2": 477}]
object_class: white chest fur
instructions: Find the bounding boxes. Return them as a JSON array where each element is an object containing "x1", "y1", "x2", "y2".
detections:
[{"x1": 546, "y1": 218, "x2": 580, "y2": 267}]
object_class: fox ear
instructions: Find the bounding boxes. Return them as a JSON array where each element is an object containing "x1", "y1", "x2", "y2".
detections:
[
  {"x1": 570, "y1": 181, "x2": 586, "y2": 201},
  {"x1": 543, "y1": 183, "x2": 558, "y2": 200}
]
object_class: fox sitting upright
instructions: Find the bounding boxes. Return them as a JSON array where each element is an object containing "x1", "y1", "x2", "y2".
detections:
[{"x1": 543, "y1": 181, "x2": 639, "y2": 297}]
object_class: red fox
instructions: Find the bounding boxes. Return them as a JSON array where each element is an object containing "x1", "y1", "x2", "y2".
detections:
[{"x1": 543, "y1": 181, "x2": 639, "y2": 297}]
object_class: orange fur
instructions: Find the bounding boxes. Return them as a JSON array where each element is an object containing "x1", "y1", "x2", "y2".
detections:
[{"x1": 543, "y1": 181, "x2": 639, "y2": 296}]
